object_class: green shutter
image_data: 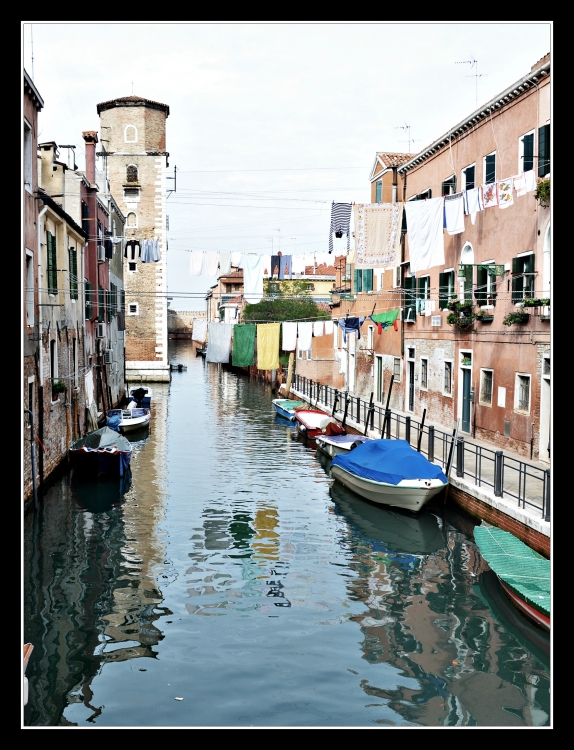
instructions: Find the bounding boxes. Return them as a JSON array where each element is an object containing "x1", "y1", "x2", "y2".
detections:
[
  {"x1": 85, "y1": 281, "x2": 92, "y2": 320},
  {"x1": 98, "y1": 286, "x2": 105, "y2": 322},
  {"x1": 512, "y1": 274, "x2": 524, "y2": 303},
  {"x1": 475, "y1": 266, "x2": 487, "y2": 305},
  {"x1": 354, "y1": 268, "x2": 361, "y2": 293},
  {"x1": 439, "y1": 272, "x2": 449, "y2": 309},
  {"x1": 523, "y1": 254, "x2": 535, "y2": 273},
  {"x1": 364, "y1": 269, "x2": 373, "y2": 292},
  {"x1": 524, "y1": 254, "x2": 535, "y2": 297},
  {"x1": 47, "y1": 231, "x2": 58, "y2": 295},
  {"x1": 512, "y1": 257, "x2": 522, "y2": 274},
  {"x1": 404, "y1": 276, "x2": 416, "y2": 321},
  {"x1": 489, "y1": 270, "x2": 497, "y2": 306},
  {"x1": 522, "y1": 133, "x2": 534, "y2": 172},
  {"x1": 464, "y1": 265, "x2": 473, "y2": 303},
  {"x1": 376, "y1": 181, "x2": 382, "y2": 202},
  {"x1": 68, "y1": 247, "x2": 78, "y2": 300},
  {"x1": 538, "y1": 124, "x2": 550, "y2": 177}
]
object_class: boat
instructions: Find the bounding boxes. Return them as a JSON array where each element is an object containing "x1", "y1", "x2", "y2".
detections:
[
  {"x1": 127, "y1": 386, "x2": 152, "y2": 408},
  {"x1": 474, "y1": 525, "x2": 550, "y2": 632},
  {"x1": 70, "y1": 426, "x2": 132, "y2": 478},
  {"x1": 107, "y1": 405, "x2": 151, "y2": 434},
  {"x1": 330, "y1": 439, "x2": 448, "y2": 512},
  {"x1": 272, "y1": 398, "x2": 307, "y2": 421},
  {"x1": 316, "y1": 433, "x2": 371, "y2": 458},
  {"x1": 24, "y1": 643, "x2": 33, "y2": 706},
  {"x1": 293, "y1": 408, "x2": 346, "y2": 440}
]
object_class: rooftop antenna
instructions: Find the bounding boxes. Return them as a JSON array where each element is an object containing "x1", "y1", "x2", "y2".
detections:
[
  {"x1": 395, "y1": 123, "x2": 420, "y2": 153},
  {"x1": 455, "y1": 58, "x2": 488, "y2": 109}
]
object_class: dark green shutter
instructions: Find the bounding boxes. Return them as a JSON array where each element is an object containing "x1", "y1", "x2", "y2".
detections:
[
  {"x1": 69, "y1": 247, "x2": 78, "y2": 300},
  {"x1": 489, "y1": 269, "x2": 497, "y2": 306},
  {"x1": 47, "y1": 231, "x2": 58, "y2": 295},
  {"x1": 523, "y1": 254, "x2": 535, "y2": 297},
  {"x1": 538, "y1": 124, "x2": 550, "y2": 177},
  {"x1": 485, "y1": 154, "x2": 496, "y2": 183},
  {"x1": 464, "y1": 265, "x2": 473, "y2": 303},
  {"x1": 475, "y1": 266, "x2": 487, "y2": 305},
  {"x1": 401, "y1": 209, "x2": 407, "y2": 232},
  {"x1": 98, "y1": 286, "x2": 105, "y2": 322},
  {"x1": 404, "y1": 276, "x2": 416, "y2": 321},
  {"x1": 439, "y1": 271, "x2": 449, "y2": 309},
  {"x1": 85, "y1": 281, "x2": 92, "y2": 319},
  {"x1": 364, "y1": 269, "x2": 373, "y2": 292},
  {"x1": 512, "y1": 274, "x2": 524, "y2": 302},
  {"x1": 354, "y1": 268, "x2": 361, "y2": 293},
  {"x1": 522, "y1": 133, "x2": 534, "y2": 172}
]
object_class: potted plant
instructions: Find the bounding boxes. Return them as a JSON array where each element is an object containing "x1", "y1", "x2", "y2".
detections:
[
  {"x1": 535, "y1": 177, "x2": 550, "y2": 209},
  {"x1": 446, "y1": 311, "x2": 477, "y2": 330},
  {"x1": 502, "y1": 311, "x2": 530, "y2": 326},
  {"x1": 523, "y1": 297, "x2": 550, "y2": 308},
  {"x1": 475, "y1": 310, "x2": 494, "y2": 323},
  {"x1": 51, "y1": 379, "x2": 67, "y2": 399}
]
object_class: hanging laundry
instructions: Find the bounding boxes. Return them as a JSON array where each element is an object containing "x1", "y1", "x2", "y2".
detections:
[
  {"x1": 524, "y1": 170, "x2": 537, "y2": 193},
  {"x1": 125, "y1": 240, "x2": 140, "y2": 260},
  {"x1": 190, "y1": 251, "x2": 204, "y2": 276},
  {"x1": 256, "y1": 323, "x2": 280, "y2": 370},
  {"x1": 482, "y1": 183, "x2": 498, "y2": 208},
  {"x1": 281, "y1": 322, "x2": 298, "y2": 352},
  {"x1": 151, "y1": 238, "x2": 161, "y2": 261},
  {"x1": 219, "y1": 252, "x2": 231, "y2": 275},
  {"x1": 270, "y1": 255, "x2": 280, "y2": 278},
  {"x1": 279, "y1": 255, "x2": 293, "y2": 280},
  {"x1": 206, "y1": 322, "x2": 233, "y2": 364},
  {"x1": 291, "y1": 254, "x2": 306, "y2": 275},
  {"x1": 404, "y1": 198, "x2": 445, "y2": 273},
  {"x1": 324, "y1": 320, "x2": 334, "y2": 336},
  {"x1": 338, "y1": 348, "x2": 347, "y2": 374},
  {"x1": 243, "y1": 254, "x2": 265, "y2": 303},
  {"x1": 424, "y1": 300, "x2": 435, "y2": 317},
  {"x1": 192, "y1": 318, "x2": 207, "y2": 343},
  {"x1": 313, "y1": 320, "x2": 324, "y2": 337},
  {"x1": 513, "y1": 174, "x2": 527, "y2": 197},
  {"x1": 497, "y1": 178, "x2": 514, "y2": 209},
  {"x1": 464, "y1": 187, "x2": 483, "y2": 225},
  {"x1": 353, "y1": 203, "x2": 404, "y2": 268},
  {"x1": 297, "y1": 322, "x2": 313, "y2": 352},
  {"x1": 444, "y1": 193, "x2": 465, "y2": 235},
  {"x1": 328, "y1": 202, "x2": 352, "y2": 254},
  {"x1": 204, "y1": 252, "x2": 220, "y2": 277},
  {"x1": 370, "y1": 310, "x2": 399, "y2": 333},
  {"x1": 232, "y1": 324, "x2": 256, "y2": 367},
  {"x1": 338, "y1": 316, "x2": 366, "y2": 344},
  {"x1": 231, "y1": 251, "x2": 243, "y2": 269},
  {"x1": 104, "y1": 238, "x2": 113, "y2": 259}
]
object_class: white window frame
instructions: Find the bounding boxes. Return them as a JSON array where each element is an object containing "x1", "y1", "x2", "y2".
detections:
[
  {"x1": 420, "y1": 357, "x2": 428, "y2": 391},
  {"x1": 443, "y1": 360, "x2": 453, "y2": 397},
  {"x1": 479, "y1": 368, "x2": 494, "y2": 407},
  {"x1": 518, "y1": 129, "x2": 535, "y2": 174},
  {"x1": 483, "y1": 151, "x2": 497, "y2": 184},
  {"x1": 393, "y1": 357, "x2": 401, "y2": 383},
  {"x1": 124, "y1": 125, "x2": 138, "y2": 143},
  {"x1": 461, "y1": 163, "x2": 476, "y2": 191},
  {"x1": 514, "y1": 373, "x2": 531, "y2": 414},
  {"x1": 24, "y1": 119, "x2": 33, "y2": 193},
  {"x1": 128, "y1": 302, "x2": 139, "y2": 316}
]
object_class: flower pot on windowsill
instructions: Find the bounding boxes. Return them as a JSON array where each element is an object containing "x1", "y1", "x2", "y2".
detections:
[
  {"x1": 502, "y1": 312, "x2": 530, "y2": 326},
  {"x1": 476, "y1": 315, "x2": 494, "y2": 323}
]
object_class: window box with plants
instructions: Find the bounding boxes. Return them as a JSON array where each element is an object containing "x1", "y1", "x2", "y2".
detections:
[
  {"x1": 475, "y1": 311, "x2": 494, "y2": 323},
  {"x1": 502, "y1": 311, "x2": 530, "y2": 326},
  {"x1": 522, "y1": 297, "x2": 550, "y2": 309},
  {"x1": 446, "y1": 298, "x2": 473, "y2": 315},
  {"x1": 446, "y1": 311, "x2": 477, "y2": 330},
  {"x1": 51, "y1": 379, "x2": 67, "y2": 400}
]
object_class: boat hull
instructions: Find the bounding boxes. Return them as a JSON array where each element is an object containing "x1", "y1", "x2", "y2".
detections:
[
  {"x1": 316, "y1": 435, "x2": 369, "y2": 458},
  {"x1": 330, "y1": 464, "x2": 446, "y2": 512},
  {"x1": 70, "y1": 448, "x2": 132, "y2": 478},
  {"x1": 498, "y1": 579, "x2": 550, "y2": 631},
  {"x1": 118, "y1": 413, "x2": 151, "y2": 433}
]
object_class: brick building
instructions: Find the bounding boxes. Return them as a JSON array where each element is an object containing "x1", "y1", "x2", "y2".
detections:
[{"x1": 97, "y1": 95, "x2": 170, "y2": 382}]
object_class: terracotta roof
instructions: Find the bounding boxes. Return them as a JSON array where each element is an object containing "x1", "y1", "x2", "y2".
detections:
[
  {"x1": 376, "y1": 152, "x2": 416, "y2": 168},
  {"x1": 220, "y1": 271, "x2": 243, "y2": 280},
  {"x1": 316, "y1": 303, "x2": 332, "y2": 313},
  {"x1": 97, "y1": 95, "x2": 170, "y2": 115},
  {"x1": 304, "y1": 263, "x2": 336, "y2": 275}
]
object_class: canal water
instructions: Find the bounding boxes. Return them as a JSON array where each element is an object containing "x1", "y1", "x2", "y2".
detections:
[{"x1": 23, "y1": 341, "x2": 550, "y2": 727}]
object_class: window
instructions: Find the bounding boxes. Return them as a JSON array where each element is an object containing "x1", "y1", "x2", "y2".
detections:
[
  {"x1": 26, "y1": 250, "x2": 34, "y2": 326},
  {"x1": 484, "y1": 152, "x2": 496, "y2": 184},
  {"x1": 69, "y1": 246, "x2": 78, "y2": 300},
  {"x1": 393, "y1": 357, "x2": 401, "y2": 382},
  {"x1": 124, "y1": 125, "x2": 138, "y2": 143},
  {"x1": 404, "y1": 274, "x2": 416, "y2": 321},
  {"x1": 46, "y1": 231, "x2": 58, "y2": 295},
  {"x1": 439, "y1": 269, "x2": 455, "y2": 309},
  {"x1": 128, "y1": 302, "x2": 139, "y2": 315},
  {"x1": 81, "y1": 202, "x2": 90, "y2": 236},
  {"x1": 444, "y1": 362, "x2": 452, "y2": 395},
  {"x1": 512, "y1": 253, "x2": 535, "y2": 301},
  {"x1": 127, "y1": 212, "x2": 137, "y2": 228},
  {"x1": 354, "y1": 268, "x2": 373, "y2": 293},
  {"x1": 475, "y1": 261, "x2": 498, "y2": 306},
  {"x1": 375, "y1": 180, "x2": 382, "y2": 202},
  {"x1": 462, "y1": 164, "x2": 475, "y2": 191},
  {"x1": 538, "y1": 124, "x2": 550, "y2": 177},
  {"x1": 480, "y1": 369, "x2": 493, "y2": 406},
  {"x1": 409, "y1": 188, "x2": 432, "y2": 201},
  {"x1": 441, "y1": 174, "x2": 457, "y2": 196},
  {"x1": 408, "y1": 347, "x2": 415, "y2": 359},
  {"x1": 417, "y1": 275, "x2": 430, "y2": 313},
  {"x1": 24, "y1": 120, "x2": 32, "y2": 191},
  {"x1": 124, "y1": 187, "x2": 140, "y2": 202},
  {"x1": 98, "y1": 285, "x2": 105, "y2": 323},
  {"x1": 85, "y1": 280, "x2": 93, "y2": 319},
  {"x1": 515, "y1": 373, "x2": 531, "y2": 413},
  {"x1": 421, "y1": 358, "x2": 428, "y2": 389},
  {"x1": 126, "y1": 164, "x2": 138, "y2": 182},
  {"x1": 519, "y1": 130, "x2": 535, "y2": 173},
  {"x1": 128, "y1": 261, "x2": 137, "y2": 272}
]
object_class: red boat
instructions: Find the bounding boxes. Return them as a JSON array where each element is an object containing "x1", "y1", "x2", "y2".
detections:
[{"x1": 293, "y1": 409, "x2": 346, "y2": 440}]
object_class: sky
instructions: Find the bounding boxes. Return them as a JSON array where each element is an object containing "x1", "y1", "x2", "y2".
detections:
[{"x1": 22, "y1": 22, "x2": 551, "y2": 310}]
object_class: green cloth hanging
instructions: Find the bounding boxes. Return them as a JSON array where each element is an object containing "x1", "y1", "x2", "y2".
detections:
[
  {"x1": 232, "y1": 324, "x2": 256, "y2": 367},
  {"x1": 371, "y1": 309, "x2": 400, "y2": 325}
]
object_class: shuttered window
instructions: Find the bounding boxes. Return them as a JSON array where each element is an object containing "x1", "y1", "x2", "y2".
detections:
[
  {"x1": 512, "y1": 254, "x2": 535, "y2": 301},
  {"x1": 463, "y1": 264, "x2": 473, "y2": 303},
  {"x1": 538, "y1": 124, "x2": 550, "y2": 177},
  {"x1": 462, "y1": 165, "x2": 475, "y2": 191},
  {"x1": 484, "y1": 153, "x2": 496, "y2": 184},
  {"x1": 47, "y1": 231, "x2": 58, "y2": 295},
  {"x1": 521, "y1": 132, "x2": 534, "y2": 172},
  {"x1": 475, "y1": 266, "x2": 497, "y2": 306},
  {"x1": 81, "y1": 202, "x2": 90, "y2": 236},
  {"x1": 441, "y1": 175, "x2": 457, "y2": 196},
  {"x1": 85, "y1": 280, "x2": 93, "y2": 320},
  {"x1": 439, "y1": 271, "x2": 455, "y2": 309},
  {"x1": 404, "y1": 275, "x2": 416, "y2": 321},
  {"x1": 98, "y1": 285, "x2": 105, "y2": 323},
  {"x1": 353, "y1": 268, "x2": 373, "y2": 293},
  {"x1": 375, "y1": 181, "x2": 382, "y2": 202},
  {"x1": 69, "y1": 246, "x2": 78, "y2": 300}
]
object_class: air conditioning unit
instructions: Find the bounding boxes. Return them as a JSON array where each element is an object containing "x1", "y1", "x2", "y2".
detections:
[
  {"x1": 95, "y1": 322, "x2": 106, "y2": 338},
  {"x1": 97, "y1": 245, "x2": 106, "y2": 262},
  {"x1": 104, "y1": 348, "x2": 114, "y2": 364}
]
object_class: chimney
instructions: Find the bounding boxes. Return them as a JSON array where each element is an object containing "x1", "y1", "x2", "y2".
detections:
[{"x1": 82, "y1": 130, "x2": 98, "y2": 184}]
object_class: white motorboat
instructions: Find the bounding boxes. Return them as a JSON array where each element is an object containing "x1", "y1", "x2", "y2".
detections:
[
  {"x1": 316, "y1": 434, "x2": 370, "y2": 458},
  {"x1": 330, "y1": 439, "x2": 448, "y2": 512},
  {"x1": 127, "y1": 386, "x2": 152, "y2": 408},
  {"x1": 107, "y1": 405, "x2": 151, "y2": 434}
]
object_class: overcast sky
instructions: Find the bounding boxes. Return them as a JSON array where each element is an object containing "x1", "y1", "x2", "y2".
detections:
[{"x1": 23, "y1": 22, "x2": 551, "y2": 310}]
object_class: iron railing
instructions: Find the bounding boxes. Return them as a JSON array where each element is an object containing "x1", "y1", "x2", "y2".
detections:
[{"x1": 292, "y1": 374, "x2": 550, "y2": 521}]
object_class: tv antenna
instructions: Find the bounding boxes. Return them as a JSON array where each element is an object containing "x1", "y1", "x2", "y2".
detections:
[
  {"x1": 395, "y1": 123, "x2": 420, "y2": 153},
  {"x1": 455, "y1": 58, "x2": 488, "y2": 109}
]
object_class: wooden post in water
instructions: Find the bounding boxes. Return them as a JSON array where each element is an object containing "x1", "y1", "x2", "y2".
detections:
[
  {"x1": 284, "y1": 352, "x2": 295, "y2": 398},
  {"x1": 417, "y1": 409, "x2": 426, "y2": 452}
]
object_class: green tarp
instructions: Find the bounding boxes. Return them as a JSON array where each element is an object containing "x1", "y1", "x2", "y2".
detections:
[{"x1": 232, "y1": 324, "x2": 256, "y2": 367}]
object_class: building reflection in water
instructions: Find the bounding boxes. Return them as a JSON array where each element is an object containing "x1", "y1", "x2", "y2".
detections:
[
  {"x1": 328, "y1": 482, "x2": 550, "y2": 727},
  {"x1": 23, "y1": 385, "x2": 170, "y2": 726}
]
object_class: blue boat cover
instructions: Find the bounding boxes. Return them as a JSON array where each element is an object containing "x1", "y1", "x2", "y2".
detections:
[{"x1": 331, "y1": 439, "x2": 448, "y2": 485}]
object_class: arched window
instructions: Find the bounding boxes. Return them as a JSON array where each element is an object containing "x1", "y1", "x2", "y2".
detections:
[
  {"x1": 460, "y1": 242, "x2": 474, "y2": 302},
  {"x1": 126, "y1": 164, "x2": 138, "y2": 182},
  {"x1": 127, "y1": 212, "x2": 137, "y2": 228},
  {"x1": 124, "y1": 125, "x2": 138, "y2": 143}
]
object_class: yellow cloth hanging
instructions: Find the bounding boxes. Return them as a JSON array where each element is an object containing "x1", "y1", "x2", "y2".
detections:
[{"x1": 256, "y1": 323, "x2": 281, "y2": 370}]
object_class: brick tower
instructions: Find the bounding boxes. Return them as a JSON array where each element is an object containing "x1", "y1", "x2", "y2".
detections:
[{"x1": 97, "y1": 95, "x2": 170, "y2": 382}]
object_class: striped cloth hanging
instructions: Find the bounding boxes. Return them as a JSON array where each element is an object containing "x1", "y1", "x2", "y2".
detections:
[{"x1": 328, "y1": 202, "x2": 352, "y2": 254}]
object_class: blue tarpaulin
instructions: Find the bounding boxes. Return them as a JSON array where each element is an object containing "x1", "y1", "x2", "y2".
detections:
[{"x1": 331, "y1": 439, "x2": 448, "y2": 486}]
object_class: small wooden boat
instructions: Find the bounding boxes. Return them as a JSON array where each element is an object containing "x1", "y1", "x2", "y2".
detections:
[
  {"x1": 272, "y1": 398, "x2": 307, "y2": 421},
  {"x1": 293, "y1": 408, "x2": 346, "y2": 440},
  {"x1": 330, "y1": 439, "x2": 448, "y2": 512},
  {"x1": 316, "y1": 434, "x2": 370, "y2": 458},
  {"x1": 107, "y1": 405, "x2": 151, "y2": 434},
  {"x1": 474, "y1": 525, "x2": 550, "y2": 632},
  {"x1": 70, "y1": 426, "x2": 132, "y2": 478},
  {"x1": 127, "y1": 386, "x2": 152, "y2": 408},
  {"x1": 24, "y1": 643, "x2": 33, "y2": 706}
]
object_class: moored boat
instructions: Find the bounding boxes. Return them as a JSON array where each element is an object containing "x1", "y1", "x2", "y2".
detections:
[
  {"x1": 127, "y1": 386, "x2": 152, "y2": 408},
  {"x1": 70, "y1": 426, "x2": 132, "y2": 478},
  {"x1": 294, "y1": 408, "x2": 346, "y2": 440},
  {"x1": 474, "y1": 525, "x2": 550, "y2": 632},
  {"x1": 316, "y1": 433, "x2": 370, "y2": 458},
  {"x1": 107, "y1": 405, "x2": 151, "y2": 434},
  {"x1": 272, "y1": 398, "x2": 307, "y2": 421},
  {"x1": 330, "y1": 439, "x2": 448, "y2": 512}
]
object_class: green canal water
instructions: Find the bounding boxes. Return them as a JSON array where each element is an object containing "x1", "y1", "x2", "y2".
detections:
[{"x1": 23, "y1": 341, "x2": 550, "y2": 727}]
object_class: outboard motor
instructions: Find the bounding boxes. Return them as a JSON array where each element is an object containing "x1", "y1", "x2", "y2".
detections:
[{"x1": 131, "y1": 387, "x2": 146, "y2": 408}]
